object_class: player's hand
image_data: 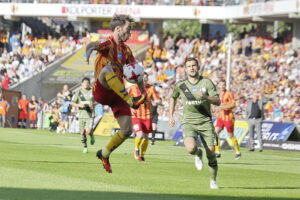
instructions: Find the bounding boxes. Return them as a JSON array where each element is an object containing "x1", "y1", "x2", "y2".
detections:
[
  {"x1": 86, "y1": 42, "x2": 98, "y2": 64},
  {"x1": 79, "y1": 104, "x2": 85, "y2": 108},
  {"x1": 196, "y1": 89, "x2": 207, "y2": 99},
  {"x1": 169, "y1": 116, "x2": 175, "y2": 127}
]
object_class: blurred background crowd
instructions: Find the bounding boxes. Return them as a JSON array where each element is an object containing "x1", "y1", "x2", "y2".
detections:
[{"x1": 0, "y1": 11, "x2": 299, "y2": 132}]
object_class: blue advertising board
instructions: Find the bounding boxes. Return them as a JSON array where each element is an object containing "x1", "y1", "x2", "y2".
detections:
[{"x1": 261, "y1": 121, "x2": 296, "y2": 142}]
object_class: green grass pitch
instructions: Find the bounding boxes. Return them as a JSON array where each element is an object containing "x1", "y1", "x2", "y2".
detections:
[{"x1": 0, "y1": 128, "x2": 299, "y2": 200}]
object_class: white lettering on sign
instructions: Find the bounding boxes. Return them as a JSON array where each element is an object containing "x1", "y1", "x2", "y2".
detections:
[
  {"x1": 243, "y1": 2, "x2": 274, "y2": 16},
  {"x1": 61, "y1": 5, "x2": 141, "y2": 17},
  {"x1": 62, "y1": 6, "x2": 113, "y2": 16},
  {"x1": 263, "y1": 132, "x2": 280, "y2": 141},
  {"x1": 281, "y1": 143, "x2": 300, "y2": 150}
]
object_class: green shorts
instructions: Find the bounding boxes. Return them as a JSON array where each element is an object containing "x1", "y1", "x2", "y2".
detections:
[
  {"x1": 182, "y1": 122, "x2": 216, "y2": 147},
  {"x1": 79, "y1": 118, "x2": 92, "y2": 132}
]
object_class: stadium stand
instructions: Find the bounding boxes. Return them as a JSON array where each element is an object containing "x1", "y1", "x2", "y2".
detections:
[
  {"x1": 0, "y1": 29, "x2": 83, "y2": 89},
  {"x1": 143, "y1": 32, "x2": 300, "y2": 126}
]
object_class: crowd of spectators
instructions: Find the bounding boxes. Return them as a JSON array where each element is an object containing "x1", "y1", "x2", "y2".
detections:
[
  {"x1": 0, "y1": 27, "x2": 87, "y2": 89},
  {"x1": 143, "y1": 31, "x2": 300, "y2": 126},
  {"x1": 2, "y1": 83, "x2": 104, "y2": 133},
  {"x1": 1, "y1": 21, "x2": 299, "y2": 130}
]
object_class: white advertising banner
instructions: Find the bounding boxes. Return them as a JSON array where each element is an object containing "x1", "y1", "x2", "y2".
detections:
[
  {"x1": 0, "y1": 3, "x2": 223, "y2": 20},
  {"x1": 0, "y1": 0, "x2": 298, "y2": 20}
]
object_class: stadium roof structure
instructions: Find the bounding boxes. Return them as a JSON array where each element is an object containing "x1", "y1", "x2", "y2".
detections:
[{"x1": 0, "y1": 0, "x2": 300, "y2": 23}]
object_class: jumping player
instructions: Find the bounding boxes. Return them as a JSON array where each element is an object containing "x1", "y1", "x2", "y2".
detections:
[{"x1": 86, "y1": 14, "x2": 146, "y2": 173}]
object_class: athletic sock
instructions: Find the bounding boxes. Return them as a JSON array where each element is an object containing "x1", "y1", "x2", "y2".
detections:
[
  {"x1": 81, "y1": 135, "x2": 87, "y2": 148},
  {"x1": 215, "y1": 137, "x2": 221, "y2": 153},
  {"x1": 102, "y1": 130, "x2": 126, "y2": 157},
  {"x1": 209, "y1": 165, "x2": 218, "y2": 181},
  {"x1": 135, "y1": 137, "x2": 142, "y2": 151},
  {"x1": 208, "y1": 154, "x2": 218, "y2": 181},
  {"x1": 191, "y1": 148, "x2": 202, "y2": 156},
  {"x1": 231, "y1": 137, "x2": 240, "y2": 153},
  {"x1": 105, "y1": 72, "x2": 132, "y2": 105},
  {"x1": 141, "y1": 139, "x2": 149, "y2": 157}
]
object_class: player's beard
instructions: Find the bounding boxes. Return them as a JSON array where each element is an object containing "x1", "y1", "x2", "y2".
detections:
[
  {"x1": 188, "y1": 71, "x2": 198, "y2": 78},
  {"x1": 119, "y1": 32, "x2": 130, "y2": 43}
]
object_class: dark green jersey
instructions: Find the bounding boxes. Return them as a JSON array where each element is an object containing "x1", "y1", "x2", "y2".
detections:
[
  {"x1": 72, "y1": 88, "x2": 95, "y2": 118},
  {"x1": 172, "y1": 76, "x2": 219, "y2": 124}
]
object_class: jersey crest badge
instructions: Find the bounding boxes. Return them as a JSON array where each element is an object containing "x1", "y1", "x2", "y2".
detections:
[{"x1": 117, "y1": 52, "x2": 123, "y2": 59}]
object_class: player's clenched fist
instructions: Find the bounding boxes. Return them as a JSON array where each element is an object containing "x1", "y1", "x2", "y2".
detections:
[
  {"x1": 86, "y1": 42, "x2": 98, "y2": 64},
  {"x1": 169, "y1": 116, "x2": 175, "y2": 127}
]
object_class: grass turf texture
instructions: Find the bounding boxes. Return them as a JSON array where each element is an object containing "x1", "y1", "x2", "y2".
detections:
[{"x1": 0, "y1": 128, "x2": 299, "y2": 200}]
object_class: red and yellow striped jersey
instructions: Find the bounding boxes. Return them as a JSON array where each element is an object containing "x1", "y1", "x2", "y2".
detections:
[
  {"x1": 94, "y1": 36, "x2": 135, "y2": 81},
  {"x1": 218, "y1": 90, "x2": 235, "y2": 121},
  {"x1": 129, "y1": 84, "x2": 159, "y2": 119}
]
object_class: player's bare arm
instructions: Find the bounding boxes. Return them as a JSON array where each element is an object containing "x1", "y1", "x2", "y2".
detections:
[
  {"x1": 137, "y1": 81, "x2": 146, "y2": 94},
  {"x1": 71, "y1": 102, "x2": 85, "y2": 109},
  {"x1": 168, "y1": 98, "x2": 176, "y2": 127},
  {"x1": 220, "y1": 102, "x2": 235, "y2": 110},
  {"x1": 86, "y1": 42, "x2": 99, "y2": 64}
]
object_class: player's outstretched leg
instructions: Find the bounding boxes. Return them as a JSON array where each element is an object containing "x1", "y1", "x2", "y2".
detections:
[
  {"x1": 206, "y1": 149, "x2": 219, "y2": 189},
  {"x1": 104, "y1": 70, "x2": 146, "y2": 109},
  {"x1": 96, "y1": 116, "x2": 132, "y2": 173},
  {"x1": 90, "y1": 135, "x2": 95, "y2": 145},
  {"x1": 231, "y1": 136, "x2": 241, "y2": 160},
  {"x1": 81, "y1": 135, "x2": 88, "y2": 154},
  {"x1": 96, "y1": 150, "x2": 112, "y2": 173},
  {"x1": 134, "y1": 136, "x2": 142, "y2": 160},
  {"x1": 194, "y1": 148, "x2": 203, "y2": 171},
  {"x1": 215, "y1": 136, "x2": 221, "y2": 158},
  {"x1": 140, "y1": 138, "x2": 149, "y2": 161}
]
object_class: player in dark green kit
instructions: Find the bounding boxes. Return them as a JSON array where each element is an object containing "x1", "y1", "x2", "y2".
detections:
[{"x1": 169, "y1": 57, "x2": 221, "y2": 189}]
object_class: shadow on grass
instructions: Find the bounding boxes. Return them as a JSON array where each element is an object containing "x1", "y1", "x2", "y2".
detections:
[
  {"x1": 222, "y1": 186, "x2": 300, "y2": 190},
  {"x1": 219, "y1": 162, "x2": 275, "y2": 166},
  {"x1": 0, "y1": 187, "x2": 298, "y2": 200},
  {"x1": 0, "y1": 140, "x2": 66, "y2": 146},
  {"x1": 3, "y1": 160, "x2": 98, "y2": 165}
]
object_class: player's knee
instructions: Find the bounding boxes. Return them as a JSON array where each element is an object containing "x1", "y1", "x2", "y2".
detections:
[
  {"x1": 122, "y1": 126, "x2": 133, "y2": 137},
  {"x1": 207, "y1": 153, "x2": 218, "y2": 167},
  {"x1": 102, "y1": 65, "x2": 114, "y2": 73},
  {"x1": 187, "y1": 146, "x2": 197, "y2": 155}
]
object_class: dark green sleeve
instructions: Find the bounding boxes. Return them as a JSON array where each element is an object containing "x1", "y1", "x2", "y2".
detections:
[
  {"x1": 206, "y1": 79, "x2": 219, "y2": 97},
  {"x1": 172, "y1": 83, "x2": 181, "y2": 99},
  {"x1": 71, "y1": 91, "x2": 79, "y2": 103}
]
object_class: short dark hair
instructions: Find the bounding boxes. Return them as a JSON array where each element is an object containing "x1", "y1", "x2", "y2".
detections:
[
  {"x1": 82, "y1": 77, "x2": 90, "y2": 83},
  {"x1": 110, "y1": 14, "x2": 133, "y2": 31},
  {"x1": 184, "y1": 57, "x2": 199, "y2": 66}
]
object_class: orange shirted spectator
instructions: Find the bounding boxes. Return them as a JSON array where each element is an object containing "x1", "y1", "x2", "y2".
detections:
[
  {"x1": 152, "y1": 45, "x2": 162, "y2": 63},
  {"x1": 28, "y1": 96, "x2": 38, "y2": 129},
  {"x1": 160, "y1": 48, "x2": 168, "y2": 62},
  {"x1": 0, "y1": 92, "x2": 10, "y2": 127},
  {"x1": 18, "y1": 94, "x2": 29, "y2": 128}
]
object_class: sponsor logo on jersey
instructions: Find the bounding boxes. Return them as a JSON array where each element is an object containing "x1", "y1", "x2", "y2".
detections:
[{"x1": 185, "y1": 100, "x2": 203, "y2": 105}]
